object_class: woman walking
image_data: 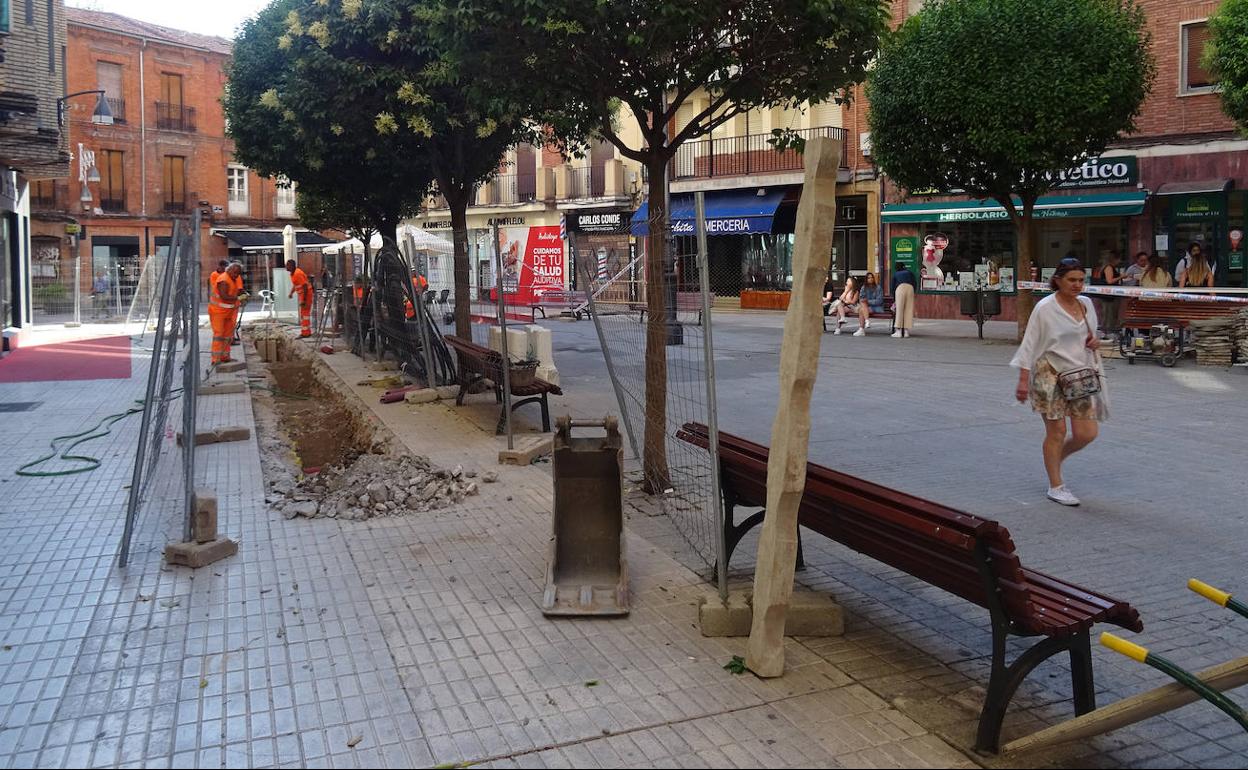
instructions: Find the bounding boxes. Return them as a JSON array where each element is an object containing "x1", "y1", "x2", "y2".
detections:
[
  {"x1": 890, "y1": 262, "x2": 916, "y2": 338},
  {"x1": 1011, "y1": 258, "x2": 1107, "y2": 506}
]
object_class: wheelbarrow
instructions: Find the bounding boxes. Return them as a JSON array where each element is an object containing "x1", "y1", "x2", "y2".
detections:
[{"x1": 541, "y1": 416, "x2": 630, "y2": 617}]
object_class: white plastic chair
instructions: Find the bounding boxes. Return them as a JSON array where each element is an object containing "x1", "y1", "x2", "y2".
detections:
[{"x1": 257, "y1": 289, "x2": 276, "y2": 318}]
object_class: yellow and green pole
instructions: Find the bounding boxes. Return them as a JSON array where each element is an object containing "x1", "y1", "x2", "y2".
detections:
[
  {"x1": 1101, "y1": 633, "x2": 1248, "y2": 732},
  {"x1": 1189, "y1": 579, "x2": 1248, "y2": 621}
]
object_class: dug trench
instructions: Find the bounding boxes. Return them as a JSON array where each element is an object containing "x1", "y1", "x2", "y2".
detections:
[{"x1": 246, "y1": 331, "x2": 492, "y2": 522}]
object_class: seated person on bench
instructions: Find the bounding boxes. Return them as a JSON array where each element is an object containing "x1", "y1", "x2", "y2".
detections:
[
  {"x1": 862, "y1": 272, "x2": 885, "y2": 326},
  {"x1": 822, "y1": 274, "x2": 837, "y2": 316},
  {"x1": 833, "y1": 276, "x2": 868, "y2": 336}
]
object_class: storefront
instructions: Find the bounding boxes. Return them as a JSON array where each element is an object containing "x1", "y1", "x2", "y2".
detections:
[
  {"x1": 630, "y1": 187, "x2": 800, "y2": 307},
  {"x1": 2, "y1": 169, "x2": 31, "y2": 349},
  {"x1": 564, "y1": 209, "x2": 632, "y2": 292},
  {"x1": 409, "y1": 210, "x2": 566, "y2": 305},
  {"x1": 883, "y1": 189, "x2": 1148, "y2": 320},
  {"x1": 1151, "y1": 182, "x2": 1247, "y2": 287}
]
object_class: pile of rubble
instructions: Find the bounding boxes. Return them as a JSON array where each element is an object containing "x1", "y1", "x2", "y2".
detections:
[{"x1": 270, "y1": 451, "x2": 497, "y2": 522}]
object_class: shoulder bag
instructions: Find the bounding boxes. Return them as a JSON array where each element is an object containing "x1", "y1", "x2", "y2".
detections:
[{"x1": 1056, "y1": 306, "x2": 1102, "y2": 401}]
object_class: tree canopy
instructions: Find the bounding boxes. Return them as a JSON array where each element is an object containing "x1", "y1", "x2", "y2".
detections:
[
  {"x1": 1207, "y1": 0, "x2": 1248, "y2": 132},
  {"x1": 224, "y1": 0, "x2": 432, "y2": 236},
  {"x1": 866, "y1": 0, "x2": 1154, "y2": 332}
]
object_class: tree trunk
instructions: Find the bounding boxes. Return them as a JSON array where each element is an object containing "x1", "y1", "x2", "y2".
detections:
[
  {"x1": 642, "y1": 154, "x2": 672, "y2": 494},
  {"x1": 1015, "y1": 214, "x2": 1038, "y2": 340},
  {"x1": 447, "y1": 191, "x2": 472, "y2": 339}
]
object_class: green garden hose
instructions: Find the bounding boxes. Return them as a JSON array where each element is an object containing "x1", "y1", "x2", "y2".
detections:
[{"x1": 15, "y1": 396, "x2": 169, "y2": 477}]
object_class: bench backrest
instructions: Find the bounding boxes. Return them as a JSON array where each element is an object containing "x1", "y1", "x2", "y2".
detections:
[
  {"x1": 677, "y1": 422, "x2": 1036, "y2": 625},
  {"x1": 1122, "y1": 298, "x2": 1239, "y2": 324},
  {"x1": 445, "y1": 335, "x2": 505, "y2": 382}
]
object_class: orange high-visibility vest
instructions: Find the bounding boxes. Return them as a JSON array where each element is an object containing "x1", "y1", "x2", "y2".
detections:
[
  {"x1": 291, "y1": 267, "x2": 311, "y2": 299},
  {"x1": 209, "y1": 273, "x2": 238, "y2": 310}
]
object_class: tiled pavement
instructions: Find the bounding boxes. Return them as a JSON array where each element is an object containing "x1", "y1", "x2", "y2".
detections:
[{"x1": 0, "y1": 326, "x2": 974, "y2": 768}]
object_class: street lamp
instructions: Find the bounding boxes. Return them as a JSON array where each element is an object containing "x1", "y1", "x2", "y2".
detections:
[
  {"x1": 67, "y1": 143, "x2": 101, "y2": 327},
  {"x1": 56, "y1": 90, "x2": 114, "y2": 128}
]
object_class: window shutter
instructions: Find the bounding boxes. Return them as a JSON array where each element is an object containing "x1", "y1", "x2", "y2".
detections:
[{"x1": 1186, "y1": 23, "x2": 1214, "y2": 89}]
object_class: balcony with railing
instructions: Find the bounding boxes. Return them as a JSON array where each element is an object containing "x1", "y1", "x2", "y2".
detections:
[
  {"x1": 162, "y1": 192, "x2": 196, "y2": 214},
  {"x1": 482, "y1": 173, "x2": 538, "y2": 206},
  {"x1": 106, "y1": 97, "x2": 126, "y2": 124},
  {"x1": 155, "y1": 102, "x2": 196, "y2": 132},
  {"x1": 100, "y1": 196, "x2": 126, "y2": 213},
  {"x1": 564, "y1": 165, "x2": 606, "y2": 199},
  {"x1": 670, "y1": 126, "x2": 847, "y2": 181}
]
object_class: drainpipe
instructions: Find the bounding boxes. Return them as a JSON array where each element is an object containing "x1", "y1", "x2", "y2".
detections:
[{"x1": 139, "y1": 38, "x2": 148, "y2": 219}]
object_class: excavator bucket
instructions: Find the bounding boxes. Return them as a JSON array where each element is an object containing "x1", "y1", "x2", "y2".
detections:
[{"x1": 541, "y1": 416, "x2": 630, "y2": 616}]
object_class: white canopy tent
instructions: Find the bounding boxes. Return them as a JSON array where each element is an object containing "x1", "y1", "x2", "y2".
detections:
[{"x1": 321, "y1": 224, "x2": 454, "y2": 256}]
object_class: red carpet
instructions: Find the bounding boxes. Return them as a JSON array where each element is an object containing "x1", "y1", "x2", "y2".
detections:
[{"x1": 0, "y1": 335, "x2": 133, "y2": 382}]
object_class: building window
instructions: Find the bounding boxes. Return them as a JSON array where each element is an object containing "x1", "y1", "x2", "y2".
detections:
[
  {"x1": 157, "y1": 73, "x2": 195, "y2": 131},
  {"x1": 32, "y1": 180, "x2": 56, "y2": 207},
  {"x1": 98, "y1": 149, "x2": 125, "y2": 212},
  {"x1": 1182, "y1": 21, "x2": 1215, "y2": 93},
  {"x1": 275, "y1": 176, "x2": 296, "y2": 218},
  {"x1": 227, "y1": 166, "x2": 249, "y2": 216},
  {"x1": 1, "y1": 0, "x2": 10, "y2": 34},
  {"x1": 163, "y1": 155, "x2": 186, "y2": 212},
  {"x1": 96, "y1": 61, "x2": 125, "y2": 123}
]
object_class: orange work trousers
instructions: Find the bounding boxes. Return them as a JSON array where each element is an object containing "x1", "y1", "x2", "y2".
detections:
[
  {"x1": 298, "y1": 289, "x2": 313, "y2": 337},
  {"x1": 209, "y1": 307, "x2": 236, "y2": 363}
]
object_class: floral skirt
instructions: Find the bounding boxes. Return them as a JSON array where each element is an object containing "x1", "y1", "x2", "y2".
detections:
[{"x1": 1030, "y1": 358, "x2": 1110, "y2": 422}]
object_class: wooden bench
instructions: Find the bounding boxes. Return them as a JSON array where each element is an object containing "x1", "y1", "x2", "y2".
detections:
[
  {"x1": 632, "y1": 290, "x2": 713, "y2": 326},
  {"x1": 444, "y1": 336, "x2": 563, "y2": 434},
  {"x1": 530, "y1": 290, "x2": 588, "y2": 321},
  {"x1": 822, "y1": 305, "x2": 895, "y2": 333},
  {"x1": 676, "y1": 422, "x2": 1142, "y2": 753},
  {"x1": 1119, "y1": 297, "x2": 1239, "y2": 354}
]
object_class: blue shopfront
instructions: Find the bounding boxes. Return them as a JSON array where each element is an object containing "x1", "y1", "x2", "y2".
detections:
[{"x1": 631, "y1": 187, "x2": 800, "y2": 300}]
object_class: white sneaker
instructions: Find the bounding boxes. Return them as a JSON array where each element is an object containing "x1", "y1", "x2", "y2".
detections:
[
  {"x1": 833, "y1": 328, "x2": 842, "y2": 335},
  {"x1": 865, "y1": 320, "x2": 871, "y2": 329},
  {"x1": 1046, "y1": 485, "x2": 1080, "y2": 506},
  {"x1": 853, "y1": 328, "x2": 866, "y2": 337},
  {"x1": 890, "y1": 330, "x2": 902, "y2": 338}
]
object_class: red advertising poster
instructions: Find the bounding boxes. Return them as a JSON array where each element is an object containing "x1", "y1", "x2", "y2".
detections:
[{"x1": 494, "y1": 225, "x2": 564, "y2": 305}]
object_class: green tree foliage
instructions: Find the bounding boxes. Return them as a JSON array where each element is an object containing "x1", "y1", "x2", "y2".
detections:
[
  {"x1": 1207, "y1": 0, "x2": 1248, "y2": 131},
  {"x1": 224, "y1": 0, "x2": 431, "y2": 240},
  {"x1": 295, "y1": 188, "x2": 377, "y2": 261},
  {"x1": 503, "y1": 0, "x2": 889, "y2": 492},
  {"x1": 236, "y1": 0, "x2": 535, "y2": 338},
  {"x1": 867, "y1": 0, "x2": 1154, "y2": 335}
]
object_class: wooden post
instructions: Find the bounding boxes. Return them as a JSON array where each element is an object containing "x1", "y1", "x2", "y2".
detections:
[{"x1": 745, "y1": 136, "x2": 842, "y2": 677}]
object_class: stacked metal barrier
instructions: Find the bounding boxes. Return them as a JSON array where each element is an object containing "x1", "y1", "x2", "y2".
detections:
[{"x1": 118, "y1": 210, "x2": 201, "y2": 566}]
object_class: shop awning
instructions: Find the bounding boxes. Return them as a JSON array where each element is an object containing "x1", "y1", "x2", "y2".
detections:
[
  {"x1": 1156, "y1": 179, "x2": 1233, "y2": 196},
  {"x1": 881, "y1": 191, "x2": 1149, "y2": 223},
  {"x1": 631, "y1": 188, "x2": 788, "y2": 236},
  {"x1": 211, "y1": 229, "x2": 336, "y2": 251}
]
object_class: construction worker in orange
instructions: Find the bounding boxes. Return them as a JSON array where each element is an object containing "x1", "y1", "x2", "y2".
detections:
[
  {"x1": 209, "y1": 262, "x2": 244, "y2": 364},
  {"x1": 207, "y1": 260, "x2": 228, "y2": 294},
  {"x1": 404, "y1": 269, "x2": 429, "y2": 319},
  {"x1": 286, "y1": 259, "x2": 313, "y2": 337}
]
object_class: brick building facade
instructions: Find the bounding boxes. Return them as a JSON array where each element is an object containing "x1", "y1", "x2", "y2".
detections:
[
  {"x1": 872, "y1": 0, "x2": 1248, "y2": 323},
  {"x1": 2, "y1": 0, "x2": 69, "y2": 347},
  {"x1": 27, "y1": 9, "x2": 329, "y2": 322}
]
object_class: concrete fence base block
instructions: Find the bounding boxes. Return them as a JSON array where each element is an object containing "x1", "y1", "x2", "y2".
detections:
[
  {"x1": 198, "y1": 381, "x2": 247, "y2": 396},
  {"x1": 404, "y1": 388, "x2": 440, "y2": 404},
  {"x1": 177, "y1": 426, "x2": 251, "y2": 447},
  {"x1": 191, "y1": 489, "x2": 219, "y2": 543},
  {"x1": 698, "y1": 590, "x2": 844, "y2": 638},
  {"x1": 165, "y1": 538, "x2": 238, "y2": 568},
  {"x1": 435, "y1": 385, "x2": 461, "y2": 400},
  {"x1": 215, "y1": 361, "x2": 247, "y2": 373},
  {"x1": 498, "y1": 437, "x2": 553, "y2": 466}
]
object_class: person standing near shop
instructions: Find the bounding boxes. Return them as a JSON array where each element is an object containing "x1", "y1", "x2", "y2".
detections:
[
  {"x1": 890, "y1": 262, "x2": 917, "y2": 338},
  {"x1": 1011, "y1": 258, "x2": 1107, "y2": 507},
  {"x1": 1091, "y1": 250, "x2": 1123, "y2": 339},
  {"x1": 1141, "y1": 253, "x2": 1172, "y2": 288},
  {"x1": 1178, "y1": 244, "x2": 1215, "y2": 288},
  {"x1": 286, "y1": 259, "x2": 313, "y2": 337},
  {"x1": 1122, "y1": 251, "x2": 1148, "y2": 287}
]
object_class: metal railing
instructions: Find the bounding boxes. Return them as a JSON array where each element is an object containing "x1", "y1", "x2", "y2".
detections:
[
  {"x1": 564, "y1": 165, "x2": 607, "y2": 199},
  {"x1": 671, "y1": 126, "x2": 847, "y2": 180},
  {"x1": 100, "y1": 197, "x2": 126, "y2": 213},
  {"x1": 106, "y1": 97, "x2": 126, "y2": 123},
  {"x1": 155, "y1": 102, "x2": 196, "y2": 132},
  {"x1": 488, "y1": 174, "x2": 537, "y2": 205}
]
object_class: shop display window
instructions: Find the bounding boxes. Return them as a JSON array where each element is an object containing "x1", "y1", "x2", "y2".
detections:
[{"x1": 916, "y1": 222, "x2": 1017, "y2": 294}]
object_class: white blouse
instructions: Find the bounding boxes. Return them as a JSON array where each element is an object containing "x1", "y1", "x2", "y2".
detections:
[{"x1": 1010, "y1": 294, "x2": 1099, "y2": 373}]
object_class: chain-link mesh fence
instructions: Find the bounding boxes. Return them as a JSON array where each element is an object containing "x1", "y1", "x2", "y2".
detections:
[
  {"x1": 119, "y1": 210, "x2": 201, "y2": 567},
  {"x1": 582, "y1": 208, "x2": 724, "y2": 585}
]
